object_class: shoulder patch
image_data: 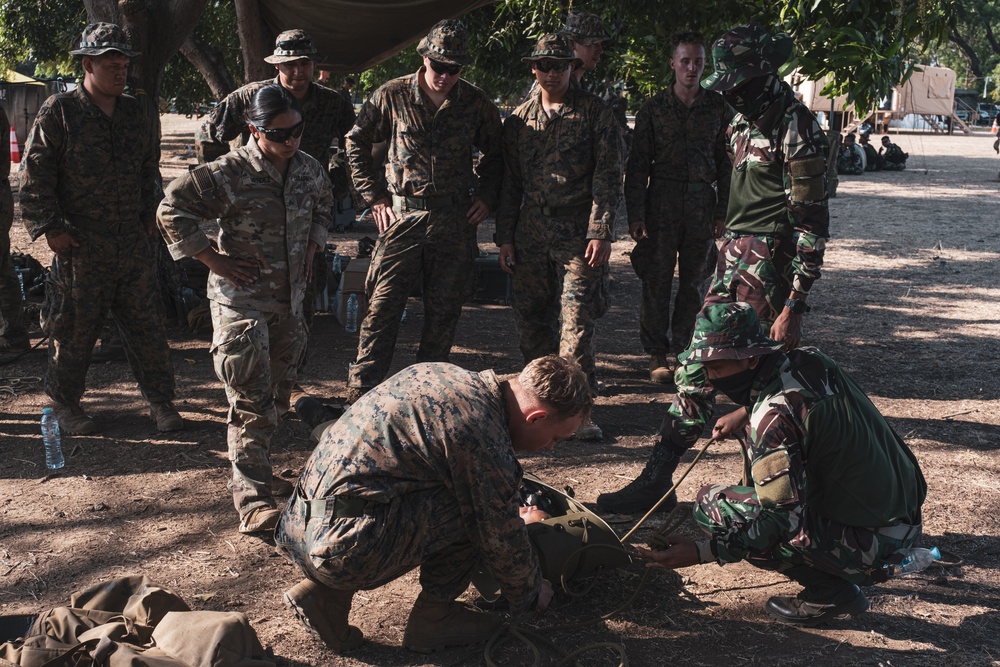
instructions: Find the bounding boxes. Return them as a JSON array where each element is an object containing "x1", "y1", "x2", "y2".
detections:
[{"x1": 189, "y1": 164, "x2": 219, "y2": 196}]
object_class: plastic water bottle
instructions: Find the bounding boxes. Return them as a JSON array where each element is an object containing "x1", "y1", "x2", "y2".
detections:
[
  {"x1": 332, "y1": 253, "x2": 342, "y2": 274},
  {"x1": 345, "y1": 293, "x2": 359, "y2": 332},
  {"x1": 892, "y1": 546, "x2": 940, "y2": 576},
  {"x1": 15, "y1": 268, "x2": 27, "y2": 300},
  {"x1": 41, "y1": 407, "x2": 65, "y2": 470}
]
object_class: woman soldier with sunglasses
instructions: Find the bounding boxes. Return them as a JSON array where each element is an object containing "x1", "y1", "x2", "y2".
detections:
[{"x1": 157, "y1": 84, "x2": 335, "y2": 534}]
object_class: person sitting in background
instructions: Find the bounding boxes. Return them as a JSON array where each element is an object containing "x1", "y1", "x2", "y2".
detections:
[
  {"x1": 859, "y1": 132, "x2": 881, "y2": 171},
  {"x1": 836, "y1": 132, "x2": 864, "y2": 175},
  {"x1": 880, "y1": 135, "x2": 908, "y2": 171}
]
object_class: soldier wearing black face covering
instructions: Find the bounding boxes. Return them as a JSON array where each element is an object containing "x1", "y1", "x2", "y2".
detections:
[{"x1": 598, "y1": 23, "x2": 830, "y2": 516}]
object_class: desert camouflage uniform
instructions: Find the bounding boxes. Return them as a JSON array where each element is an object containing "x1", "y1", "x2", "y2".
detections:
[
  {"x1": 0, "y1": 105, "x2": 26, "y2": 345},
  {"x1": 836, "y1": 144, "x2": 864, "y2": 175},
  {"x1": 345, "y1": 70, "x2": 502, "y2": 392},
  {"x1": 625, "y1": 87, "x2": 732, "y2": 357},
  {"x1": 686, "y1": 347, "x2": 926, "y2": 589},
  {"x1": 19, "y1": 87, "x2": 175, "y2": 408},
  {"x1": 157, "y1": 141, "x2": 332, "y2": 517},
  {"x1": 275, "y1": 363, "x2": 542, "y2": 613},
  {"x1": 496, "y1": 86, "x2": 623, "y2": 393},
  {"x1": 880, "y1": 142, "x2": 907, "y2": 171},
  {"x1": 666, "y1": 82, "x2": 829, "y2": 444}
]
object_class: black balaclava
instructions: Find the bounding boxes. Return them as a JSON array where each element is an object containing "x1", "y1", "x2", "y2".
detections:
[{"x1": 722, "y1": 73, "x2": 781, "y2": 121}]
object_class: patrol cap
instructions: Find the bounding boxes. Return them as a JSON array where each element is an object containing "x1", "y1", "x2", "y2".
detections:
[
  {"x1": 702, "y1": 23, "x2": 793, "y2": 92},
  {"x1": 562, "y1": 10, "x2": 611, "y2": 46},
  {"x1": 416, "y1": 19, "x2": 473, "y2": 66},
  {"x1": 678, "y1": 302, "x2": 783, "y2": 364},
  {"x1": 522, "y1": 33, "x2": 584, "y2": 68},
  {"x1": 70, "y1": 22, "x2": 139, "y2": 58},
  {"x1": 264, "y1": 29, "x2": 321, "y2": 64}
]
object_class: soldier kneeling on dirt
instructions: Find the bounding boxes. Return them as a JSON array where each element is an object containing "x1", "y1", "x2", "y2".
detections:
[
  {"x1": 637, "y1": 302, "x2": 927, "y2": 626},
  {"x1": 274, "y1": 356, "x2": 591, "y2": 653}
]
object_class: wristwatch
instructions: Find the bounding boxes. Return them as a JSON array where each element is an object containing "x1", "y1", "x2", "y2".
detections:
[{"x1": 785, "y1": 298, "x2": 809, "y2": 315}]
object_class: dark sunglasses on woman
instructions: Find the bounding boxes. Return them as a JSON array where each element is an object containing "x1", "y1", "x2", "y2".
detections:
[
  {"x1": 428, "y1": 59, "x2": 462, "y2": 76},
  {"x1": 255, "y1": 120, "x2": 306, "y2": 143}
]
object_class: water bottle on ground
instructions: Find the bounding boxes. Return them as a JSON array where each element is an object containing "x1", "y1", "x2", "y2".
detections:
[
  {"x1": 332, "y1": 253, "x2": 342, "y2": 274},
  {"x1": 15, "y1": 268, "x2": 27, "y2": 301},
  {"x1": 345, "y1": 293, "x2": 359, "y2": 332},
  {"x1": 41, "y1": 407, "x2": 65, "y2": 470},
  {"x1": 891, "y1": 546, "x2": 940, "y2": 576}
]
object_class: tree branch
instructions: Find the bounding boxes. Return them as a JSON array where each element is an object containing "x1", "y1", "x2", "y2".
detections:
[{"x1": 179, "y1": 33, "x2": 239, "y2": 100}]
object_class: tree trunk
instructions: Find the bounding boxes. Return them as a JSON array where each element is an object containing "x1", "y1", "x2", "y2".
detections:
[
  {"x1": 235, "y1": 0, "x2": 273, "y2": 84},
  {"x1": 180, "y1": 34, "x2": 239, "y2": 101},
  {"x1": 950, "y1": 28, "x2": 983, "y2": 80}
]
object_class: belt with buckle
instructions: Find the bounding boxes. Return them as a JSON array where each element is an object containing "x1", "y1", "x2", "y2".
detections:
[
  {"x1": 392, "y1": 194, "x2": 467, "y2": 212},
  {"x1": 530, "y1": 203, "x2": 591, "y2": 217}
]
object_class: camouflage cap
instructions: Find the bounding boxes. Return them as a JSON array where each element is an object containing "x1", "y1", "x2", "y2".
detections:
[
  {"x1": 562, "y1": 10, "x2": 611, "y2": 46},
  {"x1": 678, "y1": 302, "x2": 783, "y2": 364},
  {"x1": 522, "y1": 33, "x2": 584, "y2": 68},
  {"x1": 264, "y1": 29, "x2": 321, "y2": 64},
  {"x1": 702, "y1": 23, "x2": 793, "y2": 92},
  {"x1": 416, "y1": 19, "x2": 473, "y2": 66},
  {"x1": 69, "y1": 22, "x2": 139, "y2": 58}
]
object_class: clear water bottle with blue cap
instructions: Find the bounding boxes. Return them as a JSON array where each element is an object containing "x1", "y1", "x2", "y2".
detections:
[
  {"x1": 891, "y1": 546, "x2": 940, "y2": 576},
  {"x1": 345, "y1": 293, "x2": 359, "y2": 332},
  {"x1": 41, "y1": 407, "x2": 65, "y2": 470}
]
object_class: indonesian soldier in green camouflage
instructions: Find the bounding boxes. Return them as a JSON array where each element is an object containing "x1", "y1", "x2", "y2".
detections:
[
  {"x1": 275, "y1": 356, "x2": 590, "y2": 652},
  {"x1": 158, "y1": 85, "x2": 333, "y2": 534},
  {"x1": 625, "y1": 31, "x2": 732, "y2": 385},
  {"x1": 598, "y1": 23, "x2": 830, "y2": 514},
  {"x1": 19, "y1": 23, "x2": 182, "y2": 435},
  {"x1": 0, "y1": 104, "x2": 28, "y2": 351},
  {"x1": 344, "y1": 20, "x2": 503, "y2": 402},
  {"x1": 638, "y1": 302, "x2": 926, "y2": 627},
  {"x1": 836, "y1": 132, "x2": 865, "y2": 175},
  {"x1": 497, "y1": 33, "x2": 623, "y2": 441},
  {"x1": 879, "y1": 135, "x2": 908, "y2": 171}
]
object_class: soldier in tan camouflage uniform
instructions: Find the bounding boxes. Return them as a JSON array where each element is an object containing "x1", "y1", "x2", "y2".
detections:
[
  {"x1": 158, "y1": 85, "x2": 333, "y2": 534},
  {"x1": 275, "y1": 355, "x2": 590, "y2": 653},
  {"x1": 344, "y1": 20, "x2": 503, "y2": 402},
  {"x1": 625, "y1": 31, "x2": 732, "y2": 384},
  {"x1": 598, "y1": 23, "x2": 830, "y2": 515},
  {"x1": 0, "y1": 104, "x2": 28, "y2": 352},
  {"x1": 19, "y1": 23, "x2": 182, "y2": 435},
  {"x1": 497, "y1": 34, "x2": 623, "y2": 441}
]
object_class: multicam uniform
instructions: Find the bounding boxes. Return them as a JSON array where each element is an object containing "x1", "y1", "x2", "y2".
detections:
[
  {"x1": 345, "y1": 70, "x2": 503, "y2": 393},
  {"x1": 667, "y1": 82, "x2": 830, "y2": 444},
  {"x1": 497, "y1": 86, "x2": 623, "y2": 392},
  {"x1": 688, "y1": 348, "x2": 926, "y2": 589},
  {"x1": 0, "y1": 105, "x2": 25, "y2": 345},
  {"x1": 275, "y1": 363, "x2": 542, "y2": 613},
  {"x1": 625, "y1": 87, "x2": 732, "y2": 357},
  {"x1": 157, "y1": 141, "x2": 332, "y2": 517},
  {"x1": 19, "y1": 87, "x2": 176, "y2": 408}
]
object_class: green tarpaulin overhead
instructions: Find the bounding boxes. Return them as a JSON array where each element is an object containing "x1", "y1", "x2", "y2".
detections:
[{"x1": 257, "y1": 0, "x2": 496, "y2": 72}]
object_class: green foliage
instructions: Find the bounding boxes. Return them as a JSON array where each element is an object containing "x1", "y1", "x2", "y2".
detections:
[
  {"x1": 160, "y1": 0, "x2": 242, "y2": 111},
  {"x1": 0, "y1": 0, "x2": 84, "y2": 78}
]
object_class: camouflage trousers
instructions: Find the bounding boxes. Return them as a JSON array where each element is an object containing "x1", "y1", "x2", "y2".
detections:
[
  {"x1": 210, "y1": 300, "x2": 307, "y2": 517},
  {"x1": 0, "y1": 181, "x2": 25, "y2": 339},
  {"x1": 348, "y1": 205, "x2": 477, "y2": 391},
  {"x1": 511, "y1": 214, "x2": 609, "y2": 395},
  {"x1": 704, "y1": 233, "x2": 796, "y2": 330},
  {"x1": 631, "y1": 188, "x2": 717, "y2": 355},
  {"x1": 275, "y1": 485, "x2": 477, "y2": 602},
  {"x1": 693, "y1": 483, "x2": 922, "y2": 589},
  {"x1": 41, "y1": 228, "x2": 175, "y2": 407}
]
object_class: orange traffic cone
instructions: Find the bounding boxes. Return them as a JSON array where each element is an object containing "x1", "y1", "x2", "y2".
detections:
[
  {"x1": 992, "y1": 117, "x2": 998, "y2": 135},
  {"x1": 8, "y1": 126, "x2": 20, "y2": 163}
]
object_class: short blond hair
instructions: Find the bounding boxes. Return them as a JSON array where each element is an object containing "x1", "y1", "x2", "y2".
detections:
[{"x1": 518, "y1": 356, "x2": 592, "y2": 419}]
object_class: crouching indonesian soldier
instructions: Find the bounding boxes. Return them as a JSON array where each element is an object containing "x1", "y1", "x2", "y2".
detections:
[
  {"x1": 275, "y1": 356, "x2": 591, "y2": 652},
  {"x1": 638, "y1": 302, "x2": 927, "y2": 626}
]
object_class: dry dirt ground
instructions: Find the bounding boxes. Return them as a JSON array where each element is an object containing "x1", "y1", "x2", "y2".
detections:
[{"x1": 2, "y1": 116, "x2": 999, "y2": 667}]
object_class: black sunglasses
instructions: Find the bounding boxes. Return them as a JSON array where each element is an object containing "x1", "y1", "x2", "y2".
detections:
[
  {"x1": 534, "y1": 60, "x2": 570, "y2": 73},
  {"x1": 428, "y1": 59, "x2": 462, "y2": 76},
  {"x1": 255, "y1": 119, "x2": 305, "y2": 143}
]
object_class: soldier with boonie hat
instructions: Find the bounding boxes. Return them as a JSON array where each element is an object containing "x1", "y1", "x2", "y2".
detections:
[
  {"x1": 415, "y1": 19, "x2": 473, "y2": 66},
  {"x1": 701, "y1": 23, "x2": 793, "y2": 92},
  {"x1": 263, "y1": 28, "x2": 322, "y2": 64},
  {"x1": 69, "y1": 22, "x2": 140, "y2": 58},
  {"x1": 520, "y1": 32, "x2": 583, "y2": 69}
]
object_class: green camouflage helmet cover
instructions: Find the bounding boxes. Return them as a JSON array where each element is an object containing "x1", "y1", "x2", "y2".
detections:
[
  {"x1": 562, "y1": 10, "x2": 611, "y2": 46},
  {"x1": 702, "y1": 23, "x2": 793, "y2": 92},
  {"x1": 264, "y1": 29, "x2": 321, "y2": 64},
  {"x1": 678, "y1": 302, "x2": 784, "y2": 364},
  {"x1": 70, "y1": 22, "x2": 139, "y2": 58},
  {"x1": 416, "y1": 19, "x2": 473, "y2": 66},
  {"x1": 522, "y1": 33, "x2": 584, "y2": 68}
]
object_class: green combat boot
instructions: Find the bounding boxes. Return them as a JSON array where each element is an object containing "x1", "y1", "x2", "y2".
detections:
[
  {"x1": 402, "y1": 594, "x2": 503, "y2": 653},
  {"x1": 596, "y1": 441, "x2": 682, "y2": 514},
  {"x1": 284, "y1": 579, "x2": 364, "y2": 652}
]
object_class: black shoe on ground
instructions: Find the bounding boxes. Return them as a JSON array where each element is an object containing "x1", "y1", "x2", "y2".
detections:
[
  {"x1": 596, "y1": 444, "x2": 681, "y2": 514},
  {"x1": 764, "y1": 584, "x2": 869, "y2": 626}
]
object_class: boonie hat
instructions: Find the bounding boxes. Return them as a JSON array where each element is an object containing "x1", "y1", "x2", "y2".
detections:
[
  {"x1": 562, "y1": 10, "x2": 611, "y2": 46},
  {"x1": 702, "y1": 23, "x2": 793, "y2": 92},
  {"x1": 522, "y1": 33, "x2": 584, "y2": 68},
  {"x1": 264, "y1": 29, "x2": 321, "y2": 64},
  {"x1": 416, "y1": 20, "x2": 473, "y2": 66},
  {"x1": 70, "y1": 22, "x2": 139, "y2": 58},
  {"x1": 678, "y1": 302, "x2": 783, "y2": 364}
]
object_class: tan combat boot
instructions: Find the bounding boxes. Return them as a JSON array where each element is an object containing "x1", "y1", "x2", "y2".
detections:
[
  {"x1": 149, "y1": 401, "x2": 184, "y2": 432},
  {"x1": 402, "y1": 595, "x2": 503, "y2": 653},
  {"x1": 284, "y1": 579, "x2": 364, "y2": 652},
  {"x1": 573, "y1": 407, "x2": 603, "y2": 441},
  {"x1": 649, "y1": 354, "x2": 673, "y2": 384},
  {"x1": 238, "y1": 506, "x2": 281, "y2": 534},
  {"x1": 53, "y1": 403, "x2": 97, "y2": 435}
]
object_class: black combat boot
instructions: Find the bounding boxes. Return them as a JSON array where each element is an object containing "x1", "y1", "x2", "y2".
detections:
[
  {"x1": 596, "y1": 442, "x2": 683, "y2": 514},
  {"x1": 295, "y1": 396, "x2": 344, "y2": 429},
  {"x1": 764, "y1": 565, "x2": 869, "y2": 626}
]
